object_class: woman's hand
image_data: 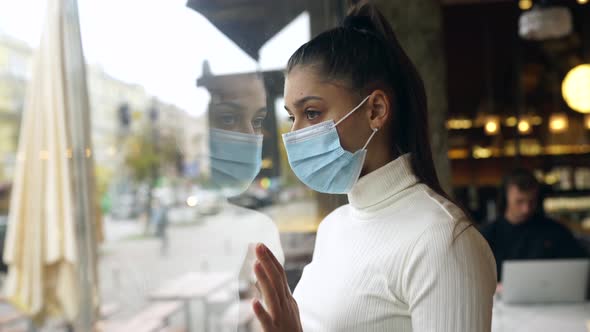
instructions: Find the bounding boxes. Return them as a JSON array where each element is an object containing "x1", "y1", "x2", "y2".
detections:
[{"x1": 252, "y1": 243, "x2": 303, "y2": 332}]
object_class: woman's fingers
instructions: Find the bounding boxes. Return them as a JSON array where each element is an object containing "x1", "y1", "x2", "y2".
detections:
[
  {"x1": 252, "y1": 298, "x2": 275, "y2": 331},
  {"x1": 252, "y1": 245, "x2": 303, "y2": 332},
  {"x1": 257, "y1": 243, "x2": 291, "y2": 295},
  {"x1": 267, "y1": 245, "x2": 292, "y2": 295},
  {"x1": 254, "y1": 260, "x2": 282, "y2": 318},
  {"x1": 256, "y1": 243, "x2": 287, "y2": 300}
]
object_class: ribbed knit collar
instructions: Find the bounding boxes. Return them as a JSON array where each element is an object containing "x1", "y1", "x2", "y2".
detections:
[{"x1": 347, "y1": 154, "x2": 419, "y2": 214}]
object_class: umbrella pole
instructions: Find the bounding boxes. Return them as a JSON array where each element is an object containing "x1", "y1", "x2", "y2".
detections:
[{"x1": 62, "y1": 0, "x2": 99, "y2": 330}]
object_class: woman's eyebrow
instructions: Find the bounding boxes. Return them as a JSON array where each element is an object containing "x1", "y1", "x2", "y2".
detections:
[
  {"x1": 294, "y1": 96, "x2": 323, "y2": 108},
  {"x1": 211, "y1": 101, "x2": 245, "y2": 111},
  {"x1": 285, "y1": 95, "x2": 324, "y2": 112}
]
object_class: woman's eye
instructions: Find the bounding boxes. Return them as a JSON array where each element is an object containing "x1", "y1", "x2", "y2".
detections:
[
  {"x1": 252, "y1": 117, "x2": 265, "y2": 129},
  {"x1": 305, "y1": 110, "x2": 321, "y2": 120},
  {"x1": 220, "y1": 115, "x2": 236, "y2": 126},
  {"x1": 288, "y1": 115, "x2": 295, "y2": 123}
]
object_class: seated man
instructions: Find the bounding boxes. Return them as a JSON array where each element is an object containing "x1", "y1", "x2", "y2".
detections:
[{"x1": 480, "y1": 168, "x2": 588, "y2": 281}]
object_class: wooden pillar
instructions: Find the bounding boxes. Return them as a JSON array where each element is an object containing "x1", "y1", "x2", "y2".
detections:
[
  {"x1": 307, "y1": 0, "x2": 346, "y2": 37},
  {"x1": 374, "y1": 0, "x2": 452, "y2": 193}
]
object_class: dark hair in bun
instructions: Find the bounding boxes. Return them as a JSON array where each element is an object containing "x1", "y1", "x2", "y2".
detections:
[{"x1": 342, "y1": 15, "x2": 375, "y2": 33}]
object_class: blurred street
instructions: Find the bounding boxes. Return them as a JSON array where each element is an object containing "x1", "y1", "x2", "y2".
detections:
[
  {"x1": 98, "y1": 199, "x2": 317, "y2": 322},
  {"x1": 0, "y1": 199, "x2": 317, "y2": 331}
]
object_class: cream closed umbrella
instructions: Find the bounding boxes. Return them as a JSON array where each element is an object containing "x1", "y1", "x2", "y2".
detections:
[{"x1": 2, "y1": 0, "x2": 100, "y2": 327}]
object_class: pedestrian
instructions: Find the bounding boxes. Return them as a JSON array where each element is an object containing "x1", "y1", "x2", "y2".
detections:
[{"x1": 151, "y1": 195, "x2": 169, "y2": 256}]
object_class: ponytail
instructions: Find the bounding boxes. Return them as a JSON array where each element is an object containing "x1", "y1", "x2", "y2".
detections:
[{"x1": 287, "y1": 1, "x2": 448, "y2": 202}]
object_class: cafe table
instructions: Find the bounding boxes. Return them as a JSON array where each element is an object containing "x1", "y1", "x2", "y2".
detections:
[{"x1": 149, "y1": 271, "x2": 234, "y2": 332}]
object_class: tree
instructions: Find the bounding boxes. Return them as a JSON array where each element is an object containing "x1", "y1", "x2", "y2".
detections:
[
  {"x1": 124, "y1": 122, "x2": 181, "y2": 233},
  {"x1": 124, "y1": 123, "x2": 179, "y2": 183}
]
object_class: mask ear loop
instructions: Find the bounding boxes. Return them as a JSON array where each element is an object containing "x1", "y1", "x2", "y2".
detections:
[
  {"x1": 334, "y1": 95, "x2": 372, "y2": 127},
  {"x1": 362, "y1": 127, "x2": 379, "y2": 150}
]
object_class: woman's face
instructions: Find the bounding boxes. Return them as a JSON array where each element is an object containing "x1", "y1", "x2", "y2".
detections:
[
  {"x1": 208, "y1": 74, "x2": 267, "y2": 135},
  {"x1": 284, "y1": 66, "x2": 373, "y2": 153}
]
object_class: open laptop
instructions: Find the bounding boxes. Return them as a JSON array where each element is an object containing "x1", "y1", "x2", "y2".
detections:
[{"x1": 501, "y1": 259, "x2": 590, "y2": 304}]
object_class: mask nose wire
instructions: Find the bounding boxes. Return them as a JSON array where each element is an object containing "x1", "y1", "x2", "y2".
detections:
[{"x1": 334, "y1": 95, "x2": 372, "y2": 127}]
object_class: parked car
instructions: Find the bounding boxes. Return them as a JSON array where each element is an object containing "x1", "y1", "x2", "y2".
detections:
[
  {"x1": 186, "y1": 189, "x2": 224, "y2": 216},
  {"x1": 228, "y1": 191, "x2": 273, "y2": 210},
  {"x1": 109, "y1": 192, "x2": 141, "y2": 220}
]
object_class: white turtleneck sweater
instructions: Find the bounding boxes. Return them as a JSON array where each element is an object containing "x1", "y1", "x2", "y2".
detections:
[{"x1": 292, "y1": 154, "x2": 497, "y2": 332}]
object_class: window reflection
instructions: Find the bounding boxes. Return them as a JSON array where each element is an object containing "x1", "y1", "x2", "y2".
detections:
[{"x1": 0, "y1": 0, "x2": 317, "y2": 331}]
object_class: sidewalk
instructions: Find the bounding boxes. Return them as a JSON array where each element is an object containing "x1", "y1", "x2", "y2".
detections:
[{"x1": 0, "y1": 200, "x2": 318, "y2": 331}]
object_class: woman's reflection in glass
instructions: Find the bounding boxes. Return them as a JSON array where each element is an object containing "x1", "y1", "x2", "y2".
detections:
[{"x1": 201, "y1": 72, "x2": 283, "y2": 332}]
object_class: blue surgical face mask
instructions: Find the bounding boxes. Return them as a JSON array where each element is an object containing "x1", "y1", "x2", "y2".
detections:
[
  {"x1": 282, "y1": 95, "x2": 378, "y2": 194},
  {"x1": 209, "y1": 128, "x2": 263, "y2": 194}
]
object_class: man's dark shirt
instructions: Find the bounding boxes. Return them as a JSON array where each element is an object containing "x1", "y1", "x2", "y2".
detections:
[{"x1": 480, "y1": 215, "x2": 588, "y2": 281}]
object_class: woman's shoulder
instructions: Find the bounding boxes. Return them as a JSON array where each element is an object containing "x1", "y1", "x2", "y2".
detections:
[
  {"x1": 418, "y1": 186, "x2": 468, "y2": 224},
  {"x1": 388, "y1": 184, "x2": 469, "y2": 235},
  {"x1": 399, "y1": 187, "x2": 494, "y2": 263},
  {"x1": 314, "y1": 203, "x2": 350, "y2": 233},
  {"x1": 221, "y1": 202, "x2": 282, "y2": 237},
  {"x1": 402, "y1": 220, "x2": 497, "y2": 288}
]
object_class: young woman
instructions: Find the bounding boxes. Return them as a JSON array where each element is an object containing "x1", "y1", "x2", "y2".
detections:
[{"x1": 251, "y1": 2, "x2": 497, "y2": 331}]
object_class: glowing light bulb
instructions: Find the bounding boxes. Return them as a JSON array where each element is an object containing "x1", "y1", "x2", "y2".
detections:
[
  {"x1": 518, "y1": 120, "x2": 531, "y2": 134},
  {"x1": 549, "y1": 113, "x2": 568, "y2": 133},
  {"x1": 519, "y1": 0, "x2": 533, "y2": 10},
  {"x1": 562, "y1": 64, "x2": 590, "y2": 113}
]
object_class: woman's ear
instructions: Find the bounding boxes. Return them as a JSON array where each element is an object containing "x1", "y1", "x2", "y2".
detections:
[{"x1": 366, "y1": 90, "x2": 390, "y2": 130}]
